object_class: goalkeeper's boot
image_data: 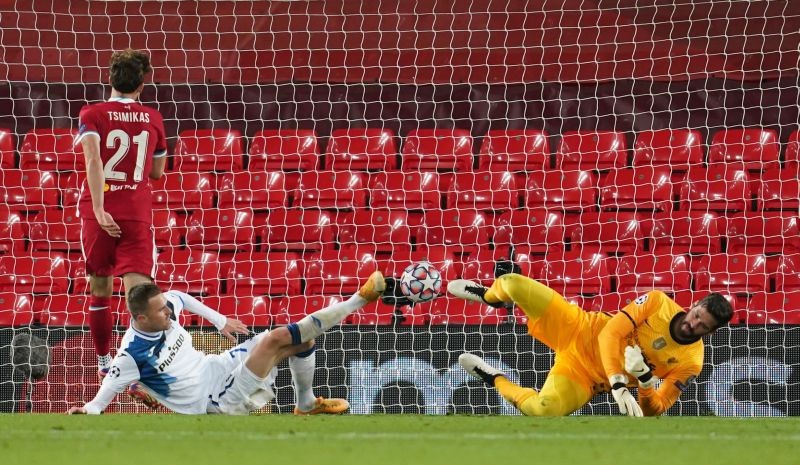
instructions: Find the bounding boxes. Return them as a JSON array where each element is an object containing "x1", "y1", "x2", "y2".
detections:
[
  {"x1": 357, "y1": 271, "x2": 386, "y2": 302},
  {"x1": 459, "y1": 353, "x2": 505, "y2": 387},
  {"x1": 127, "y1": 382, "x2": 162, "y2": 410},
  {"x1": 293, "y1": 397, "x2": 350, "y2": 415},
  {"x1": 447, "y1": 280, "x2": 505, "y2": 308}
]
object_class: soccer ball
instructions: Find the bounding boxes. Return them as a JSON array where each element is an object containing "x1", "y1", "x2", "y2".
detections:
[{"x1": 399, "y1": 261, "x2": 442, "y2": 303}]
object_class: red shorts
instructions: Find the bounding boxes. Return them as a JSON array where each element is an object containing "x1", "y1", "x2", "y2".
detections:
[{"x1": 81, "y1": 219, "x2": 156, "y2": 278}]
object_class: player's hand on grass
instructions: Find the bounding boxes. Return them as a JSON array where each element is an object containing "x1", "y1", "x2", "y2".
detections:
[
  {"x1": 67, "y1": 406, "x2": 87, "y2": 415},
  {"x1": 220, "y1": 318, "x2": 250, "y2": 343},
  {"x1": 94, "y1": 208, "x2": 121, "y2": 238},
  {"x1": 624, "y1": 345, "x2": 657, "y2": 388},
  {"x1": 609, "y1": 374, "x2": 643, "y2": 417}
]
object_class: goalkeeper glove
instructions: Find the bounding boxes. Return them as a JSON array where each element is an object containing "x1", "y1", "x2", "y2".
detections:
[
  {"x1": 624, "y1": 345, "x2": 657, "y2": 389},
  {"x1": 380, "y1": 277, "x2": 414, "y2": 307},
  {"x1": 609, "y1": 374, "x2": 643, "y2": 417}
]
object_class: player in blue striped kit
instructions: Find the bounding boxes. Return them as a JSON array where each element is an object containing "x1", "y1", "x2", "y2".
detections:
[{"x1": 68, "y1": 271, "x2": 386, "y2": 415}]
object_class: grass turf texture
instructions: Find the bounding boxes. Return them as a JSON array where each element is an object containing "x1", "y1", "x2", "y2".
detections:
[{"x1": 1, "y1": 415, "x2": 797, "y2": 465}]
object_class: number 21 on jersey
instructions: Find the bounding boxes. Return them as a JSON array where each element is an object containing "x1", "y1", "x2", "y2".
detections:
[{"x1": 105, "y1": 129, "x2": 149, "y2": 182}]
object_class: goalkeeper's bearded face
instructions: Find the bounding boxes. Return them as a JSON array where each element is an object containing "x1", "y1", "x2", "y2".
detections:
[
  {"x1": 135, "y1": 294, "x2": 173, "y2": 332},
  {"x1": 679, "y1": 304, "x2": 718, "y2": 338}
]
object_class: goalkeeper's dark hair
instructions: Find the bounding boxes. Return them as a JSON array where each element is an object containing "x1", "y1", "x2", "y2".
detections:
[
  {"x1": 109, "y1": 49, "x2": 152, "y2": 93},
  {"x1": 698, "y1": 292, "x2": 734, "y2": 328},
  {"x1": 127, "y1": 282, "x2": 163, "y2": 317}
]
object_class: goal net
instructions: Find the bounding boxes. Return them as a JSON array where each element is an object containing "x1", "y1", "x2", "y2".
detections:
[{"x1": 0, "y1": 0, "x2": 798, "y2": 416}]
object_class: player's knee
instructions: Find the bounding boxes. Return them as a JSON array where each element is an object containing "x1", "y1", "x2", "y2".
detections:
[
  {"x1": 89, "y1": 276, "x2": 113, "y2": 296},
  {"x1": 263, "y1": 327, "x2": 293, "y2": 350},
  {"x1": 519, "y1": 396, "x2": 567, "y2": 417}
]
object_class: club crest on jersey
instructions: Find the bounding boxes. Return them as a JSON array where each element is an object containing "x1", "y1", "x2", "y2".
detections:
[
  {"x1": 634, "y1": 294, "x2": 648, "y2": 305},
  {"x1": 652, "y1": 337, "x2": 667, "y2": 350}
]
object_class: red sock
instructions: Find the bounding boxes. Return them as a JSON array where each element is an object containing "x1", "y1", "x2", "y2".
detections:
[{"x1": 89, "y1": 296, "x2": 113, "y2": 357}]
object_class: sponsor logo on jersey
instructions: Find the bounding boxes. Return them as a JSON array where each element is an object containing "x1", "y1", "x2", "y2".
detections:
[
  {"x1": 157, "y1": 333, "x2": 186, "y2": 372},
  {"x1": 674, "y1": 375, "x2": 697, "y2": 392},
  {"x1": 652, "y1": 337, "x2": 667, "y2": 350}
]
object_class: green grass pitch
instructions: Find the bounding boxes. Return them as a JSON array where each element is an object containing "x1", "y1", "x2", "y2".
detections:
[{"x1": 1, "y1": 415, "x2": 798, "y2": 465}]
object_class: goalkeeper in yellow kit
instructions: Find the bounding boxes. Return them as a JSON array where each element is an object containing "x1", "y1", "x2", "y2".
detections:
[{"x1": 449, "y1": 273, "x2": 734, "y2": 417}]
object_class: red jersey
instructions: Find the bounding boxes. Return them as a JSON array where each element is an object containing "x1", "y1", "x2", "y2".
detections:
[{"x1": 76, "y1": 97, "x2": 167, "y2": 223}]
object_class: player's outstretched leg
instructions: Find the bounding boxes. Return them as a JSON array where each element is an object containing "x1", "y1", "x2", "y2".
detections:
[
  {"x1": 460, "y1": 353, "x2": 590, "y2": 417},
  {"x1": 240, "y1": 271, "x2": 385, "y2": 414},
  {"x1": 288, "y1": 345, "x2": 351, "y2": 415},
  {"x1": 450, "y1": 274, "x2": 558, "y2": 320},
  {"x1": 447, "y1": 280, "x2": 506, "y2": 308}
]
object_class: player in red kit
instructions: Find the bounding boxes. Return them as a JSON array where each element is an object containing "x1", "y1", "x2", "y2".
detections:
[{"x1": 75, "y1": 49, "x2": 167, "y2": 381}]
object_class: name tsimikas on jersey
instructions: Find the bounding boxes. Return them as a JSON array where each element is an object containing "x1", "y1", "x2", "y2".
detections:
[
  {"x1": 106, "y1": 111, "x2": 151, "y2": 123},
  {"x1": 158, "y1": 333, "x2": 186, "y2": 372}
]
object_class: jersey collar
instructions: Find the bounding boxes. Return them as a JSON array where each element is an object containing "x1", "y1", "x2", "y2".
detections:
[
  {"x1": 131, "y1": 323, "x2": 165, "y2": 340},
  {"x1": 108, "y1": 97, "x2": 136, "y2": 104}
]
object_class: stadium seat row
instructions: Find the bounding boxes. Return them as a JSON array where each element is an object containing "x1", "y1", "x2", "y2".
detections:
[
  {"x1": 3, "y1": 205, "x2": 799, "y2": 258},
  {"x1": 1, "y1": 288, "x2": 798, "y2": 327},
  {"x1": 2, "y1": 165, "x2": 800, "y2": 213},
  {"x1": 2, "y1": 127, "x2": 800, "y2": 172},
  {"x1": 2, "y1": 249, "x2": 800, "y2": 303}
]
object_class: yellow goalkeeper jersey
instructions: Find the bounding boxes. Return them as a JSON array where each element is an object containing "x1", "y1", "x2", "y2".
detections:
[{"x1": 597, "y1": 290, "x2": 704, "y2": 415}]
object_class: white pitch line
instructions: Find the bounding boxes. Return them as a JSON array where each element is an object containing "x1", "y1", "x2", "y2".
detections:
[{"x1": 6, "y1": 429, "x2": 800, "y2": 442}]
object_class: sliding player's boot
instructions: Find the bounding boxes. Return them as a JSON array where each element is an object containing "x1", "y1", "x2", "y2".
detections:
[{"x1": 294, "y1": 397, "x2": 350, "y2": 415}]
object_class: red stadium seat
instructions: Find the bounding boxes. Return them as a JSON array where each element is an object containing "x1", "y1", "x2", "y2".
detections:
[
  {"x1": 786, "y1": 130, "x2": 800, "y2": 169},
  {"x1": 185, "y1": 208, "x2": 255, "y2": 252},
  {"x1": 446, "y1": 171, "x2": 520, "y2": 211},
  {"x1": 494, "y1": 209, "x2": 565, "y2": 256},
  {"x1": 152, "y1": 209, "x2": 182, "y2": 248},
  {"x1": 271, "y1": 295, "x2": 348, "y2": 325},
  {"x1": 199, "y1": 295, "x2": 271, "y2": 326},
  {"x1": 570, "y1": 212, "x2": 644, "y2": 255},
  {"x1": 429, "y1": 297, "x2": 508, "y2": 324},
  {"x1": 19, "y1": 128, "x2": 83, "y2": 171},
  {"x1": 402, "y1": 128, "x2": 473, "y2": 172},
  {"x1": 60, "y1": 171, "x2": 85, "y2": 207},
  {"x1": 217, "y1": 171, "x2": 290, "y2": 210},
  {"x1": 0, "y1": 292, "x2": 34, "y2": 326},
  {"x1": 632, "y1": 129, "x2": 703, "y2": 171},
  {"x1": 616, "y1": 254, "x2": 691, "y2": 294},
  {"x1": 695, "y1": 254, "x2": 769, "y2": 296},
  {"x1": 589, "y1": 291, "x2": 642, "y2": 314},
  {"x1": 679, "y1": 164, "x2": 751, "y2": 212},
  {"x1": 369, "y1": 171, "x2": 442, "y2": 210},
  {"x1": 155, "y1": 249, "x2": 220, "y2": 296},
  {"x1": 28, "y1": 209, "x2": 82, "y2": 252},
  {"x1": 599, "y1": 166, "x2": 673, "y2": 212},
  {"x1": 249, "y1": 129, "x2": 320, "y2": 171},
  {"x1": 346, "y1": 299, "x2": 395, "y2": 325},
  {"x1": 36, "y1": 294, "x2": 92, "y2": 326},
  {"x1": 757, "y1": 168, "x2": 800, "y2": 211},
  {"x1": 648, "y1": 212, "x2": 722, "y2": 256},
  {"x1": 304, "y1": 249, "x2": 379, "y2": 295},
  {"x1": 0, "y1": 206, "x2": 24, "y2": 255},
  {"x1": 0, "y1": 169, "x2": 60, "y2": 211},
  {"x1": 227, "y1": 252, "x2": 302, "y2": 296},
  {"x1": 172, "y1": 129, "x2": 244, "y2": 172},
  {"x1": 261, "y1": 208, "x2": 335, "y2": 253},
  {"x1": 0, "y1": 128, "x2": 15, "y2": 169},
  {"x1": 540, "y1": 250, "x2": 611, "y2": 296},
  {"x1": 707, "y1": 128, "x2": 780, "y2": 171},
  {"x1": 477, "y1": 129, "x2": 549, "y2": 172},
  {"x1": 726, "y1": 213, "x2": 800, "y2": 255},
  {"x1": 556, "y1": 130, "x2": 627, "y2": 171},
  {"x1": 338, "y1": 209, "x2": 413, "y2": 253},
  {"x1": 745, "y1": 292, "x2": 800, "y2": 325},
  {"x1": 294, "y1": 171, "x2": 367, "y2": 209},
  {"x1": 151, "y1": 172, "x2": 215, "y2": 211},
  {"x1": 460, "y1": 250, "x2": 505, "y2": 286},
  {"x1": 512, "y1": 248, "x2": 545, "y2": 278},
  {"x1": 325, "y1": 128, "x2": 398, "y2": 171},
  {"x1": 526, "y1": 170, "x2": 598, "y2": 211},
  {"x1": 775, "y1": 254, "x2": 800, "y2": 293},
  {"x1": 416, "y1": 209, "x2": 490, "y2": 253},
  {"x1": 0, "y1": 253, "x2": 69, "y2": 294}
]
